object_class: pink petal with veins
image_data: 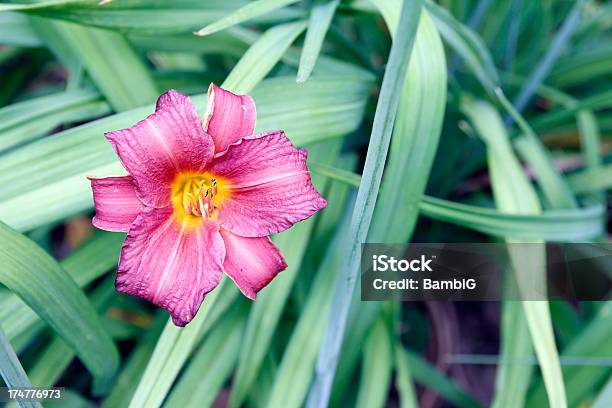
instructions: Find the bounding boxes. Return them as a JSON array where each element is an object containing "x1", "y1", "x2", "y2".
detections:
[
  {"x1": 89, "y1": 176, "x2": 143, "y2": 232},
  {"x1": 203, "y1": 83, "x2": 256, "y2": 154},
  {"x1": 209, "y1": 131, "x2": 327, "y2": 237},
  {"x1": 220, "y1": 228, "x2": 287, "y2": 299},
  {"x1": 105, "y1": 90, "x2": 214, "y2": 208},
  {"x1": 116, "y1": 207, "x2": 225, "y2": 326}
]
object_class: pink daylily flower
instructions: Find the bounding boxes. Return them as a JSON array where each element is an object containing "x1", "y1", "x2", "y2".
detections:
[{"x1": 89, "y1": 85, "x2": 327, "y2": 326}]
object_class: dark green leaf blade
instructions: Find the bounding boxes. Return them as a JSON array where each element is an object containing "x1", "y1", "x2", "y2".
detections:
[{"x1": 0, "y1": 222, "x2": 119, "y2": 392}]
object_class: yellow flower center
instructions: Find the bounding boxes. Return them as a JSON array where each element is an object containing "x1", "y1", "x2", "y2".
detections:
[{"x1": 171, "y1": 172, "x2": 229, "y2": 225}]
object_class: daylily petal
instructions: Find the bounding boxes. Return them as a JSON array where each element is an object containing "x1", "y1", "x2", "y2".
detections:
[
  {"x1": 203, "y1": 83, "x2": 256, "y2": 154},
  {"x1": 106, "y1": 90, "x2": 215, "y2": 208},
  {"x1": 89, "y1": 176, "x2": 143, "y2": 232},
  {"x1": 209, "y1": 131, "x2": 327, "y2": 237},
  {"x1": 116, "y1": 207, "x2": 225, "y2": 326},
  {"x1": 220, "y1": 229, "x2": 287, "y2": 299}
]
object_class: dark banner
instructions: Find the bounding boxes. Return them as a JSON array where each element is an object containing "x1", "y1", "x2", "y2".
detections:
[{"x1": 361, "y1": 243, "x2": 612, "y2": 301}]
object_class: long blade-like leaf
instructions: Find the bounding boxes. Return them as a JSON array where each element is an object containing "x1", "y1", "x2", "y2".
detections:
[
  {"x1": 309, "y1": 164, "x2": 604, "y2": 241},
  {"x1": 0, "y1": 325, "x2": 41, "y2": 408},
  {"x1": 355, "y1": 317, "x2": 393, "y2": 408},
  {"x1": 195, "y1": 0, "x2": 300, "y2": 36},
  {"x1": 395, "y1": 345, "x2": 418, "y2": 408},
  {"x1": 128, "y1": 278, "x2": 226, "y2": 408},
  {"x1": 31, "y1": 17, "x2": 158, "y2": 111},
  {"x1": 0, "y1": 222, "x2": 118, "y2": 393},
  {"x1": 223, "y1": 21, "x2": 306, "y2": 94},
  {"x1": 463, "y1": 99, "x2": 567, "y2": 408},
  {"x1": 296, "y1": 0, "x2": 340, "y2": 83},
  {"x1": 511, "y1": 0, "x2": 586, "y2": 112},
  {"x1": 307, "y1": 1, "x2": 422, "y2": 405},
  {"x1": 0, "y1": 232, "x2": 123, "y2": 344},
  {"x1": 491, "y1": 301, "x2": 532, "y2": 408},
  {"x1": 0, "y1": 88, "x2": 109, "y2": 153},
  {"x1": 164, "y1": 306, "x2": 247, "y2": 408}
]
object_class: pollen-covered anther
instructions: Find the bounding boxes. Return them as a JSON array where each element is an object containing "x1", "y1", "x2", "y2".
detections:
[{"x1": 179, "y1": 177, "x2": 218, "y2": 218}]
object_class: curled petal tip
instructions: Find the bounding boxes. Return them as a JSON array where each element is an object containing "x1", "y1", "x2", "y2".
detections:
[
  {"x1": 171, "y1": 315, "x2": 191, "y2": 327},
  {"x1": 204, "y1": 83, "x2": 256, "y2": 153},
  {"x1": 244, "y1": 291, "x2": 257, "y2": 301},
  {"x1": 317, "y1": 197, "x2": 329, "y2": 210}
]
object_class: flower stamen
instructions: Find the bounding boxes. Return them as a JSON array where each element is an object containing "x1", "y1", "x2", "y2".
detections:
[{"x1": 173, "y1": 175, "x2": 221, "y2": 219}]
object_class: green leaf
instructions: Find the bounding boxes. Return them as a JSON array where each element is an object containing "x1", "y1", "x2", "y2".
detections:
[
  {"x1": 424, "y1": 0, "x2": 499, "y2": 91},
  {"x1": 0, "y1": 88, "x2": 98, "y2": 132},
  {"x1": 511, "y1": 0, "x2": 586, "y2": 112},
  {"x1": 329, "y1": 279, "x2": 381, "y2": 406},
  {"x1": 308, "y1": 1, "x2": 423, "y2": 405},
  {"x1": 0, "y1": 221, "x2": 118, "y2": 393},
  {"x1": 296, "y1": 0, "x2": 340, "y2": 83},
  {"x1": 0, "y1": 12, "x2": 42, "y2": 46},
  {"x1": 45, "y1": 390, "x2": 95, "y2": 408},
  {"x1": 463, "y1": 99, "x2": 567, "y2": 408},
  {"x1": 0, "y1": 0, "x2": 81, "y2": 12},
  {"x1": 0, "y1": 88, "x2": 109, "y2": 153},
  {"x1": 323, "y1": 6, "x2": 447, "y2": 405},
  {"x1": 309, "y1": 163, "x2": 604, "y2": 242},
  {"x1": 592, "y1": 377, "x2": 612, "y2": 408},
  {"x1": 312, "y1": 154, "x2": 367, "y2": 407},
  {"x1": 0, "y1": 232, "x2": 123, "y2": 343},
  {"x1": 194, "y1": 0, "x2": 300, "y2": 36},
  {"x1": 128, "y1": 278, "x2": 226, "y2": 408},
  {"x1": 403, "y1": 349, "x2": 481, "y2": 408},
  {"x1": 266, "y1": 217, "x2": 347, "y2": 408},
  {"x1": 164, "y1": 305, "x2": 247, "y2": 408},
  {"x1": 369, "y1": 9, "x2": 447, "y2": 242},
  {"x1": 491, "y1": 301, "x2": 532, "y2": 408},
  {"x1": 420, "y1": 196, "x2": 602, "y2": 241},
  {"x1": 222, "y1": 21, "x2": 307, "y2": 94},
  {"x1": 520, "y1": 302, "x2": 568, "y2": 408},
  {"x1": 125, "y1": 281, "x2": 238, "y2": 407},
  {"x1": 129, "y1": 28, "x2": 250, "y2": 56},
  {"x1": 527, "y1": 302, "x2": 612, "y2": 407},
  {"x1": 32, "y1": 17, "x2": 158, "y2": 111},
  {"x1": 24, "y1": 276, "x2": 117, "y2": 390},
  {"x1": 355, "y1": 317, "x2": 393, "y2": 408},
  {"x1": 24, "y1": 1, "x2": 301, "y2": 35},
  {"x1": 27, "y1": 336, "x2": 73, "y2": 388},
  {"x1": 101, "y1": 314, "x2": 167, "y2": 408},
  {"x1": 567, "y1": 164, "x2": 612, "y2": 194},
  {"x1": 494, "y1": 89, "x2": 578, "y2": 209},
  {"x1": 461, "y1": 97, "x2": 540, "y2": 212},
  {"x1": 530, "y1": 88, "x2": 612, "y2": 132},
  {"x1": 0, "y1": 325, "x2": 41, "y2": 408},
  {"x1": 29, "y1": 15, "x2": 81, "y2": 74},
  {"x1": 395, "y1": 345, "x2": 418, "y2": 408},
  {"x1": 549, "y1": 43, "x2": 612, "y2": 88}
]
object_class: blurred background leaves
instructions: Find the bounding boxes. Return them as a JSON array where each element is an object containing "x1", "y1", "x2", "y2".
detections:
[{"x1": 0, "y1": 0, "x2": 611, "y2": 407}]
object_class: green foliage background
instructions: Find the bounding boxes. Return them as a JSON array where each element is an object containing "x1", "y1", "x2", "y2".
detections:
[{"x1": 0, "y1": 0, "x2": 611, "y2": 407}]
